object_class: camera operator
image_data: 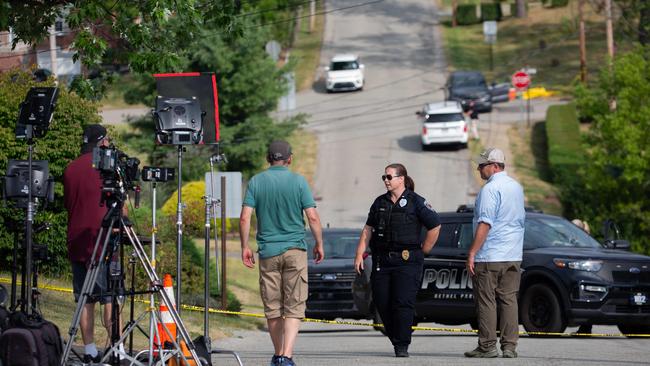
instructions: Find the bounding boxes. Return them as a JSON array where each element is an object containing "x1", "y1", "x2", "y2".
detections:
[{"x1": 63, "y1": 124, "x2": 125, "y2": 363}]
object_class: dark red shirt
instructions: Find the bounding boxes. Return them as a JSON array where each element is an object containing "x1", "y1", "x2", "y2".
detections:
[{"x1": 63, "y1": 153, "x2": 107, "y2": 263}]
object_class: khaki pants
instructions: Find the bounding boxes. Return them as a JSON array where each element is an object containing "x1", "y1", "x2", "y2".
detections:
[{"x1": 472, "y1": 261, "x2": 521, "y2": 352}]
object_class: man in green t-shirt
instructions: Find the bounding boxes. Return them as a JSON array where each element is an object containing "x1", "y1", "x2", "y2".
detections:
[{"x1": 240, "y1": 140, "x2": 324, "y2": 366}]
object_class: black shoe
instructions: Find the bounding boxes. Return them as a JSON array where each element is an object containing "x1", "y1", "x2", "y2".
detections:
[
  {"x1": 270, "y1": 355, "x2": 282, "y2": 366},
  {"x1": 280, "y1": 356, "x2": 296, "y2": 366},
  {"x1": 394, "y1": 346, "x2": 409, "y2": 358},
  {"x1": 82, "y1": 351, "x2": 103, "y2": 364}
]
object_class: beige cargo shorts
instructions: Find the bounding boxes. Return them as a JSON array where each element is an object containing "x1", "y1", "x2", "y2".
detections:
[{"x1": 259, "y1": 248, "x2": 308, "y2": 319}]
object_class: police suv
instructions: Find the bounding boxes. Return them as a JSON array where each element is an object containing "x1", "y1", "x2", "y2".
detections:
[{"x1": 353, "y1": 207, "x2": 650, "y2": 336}]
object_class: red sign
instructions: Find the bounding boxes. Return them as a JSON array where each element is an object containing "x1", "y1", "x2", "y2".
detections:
[{"x1": 512, "y1": 71, "x2": 531, "y2": 90}]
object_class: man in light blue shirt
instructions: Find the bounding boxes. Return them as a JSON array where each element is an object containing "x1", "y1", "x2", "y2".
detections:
[{"x1": 464, "y1": 148, "x2": 525, "y2": 359}]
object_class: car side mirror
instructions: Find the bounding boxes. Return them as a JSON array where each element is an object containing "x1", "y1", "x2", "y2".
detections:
[
  {"x1": 604, "y1": 239, "x2": 631, "y2": 250},
  {"x1": 324, "y1": 66, "x2": 330, "y2": 72},
  {"x1": 359, "y1": 64, "x2": 365, "y2": 70}
]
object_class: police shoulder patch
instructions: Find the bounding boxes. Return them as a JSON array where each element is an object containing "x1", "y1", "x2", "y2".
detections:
[{"x1": 424, "y1": 200, "x2": 433, "y2": 210}]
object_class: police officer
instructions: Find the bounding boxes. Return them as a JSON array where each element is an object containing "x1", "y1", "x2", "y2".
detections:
[{"x1": 354, "y1": 163, "x2": 441, "y2": 357}]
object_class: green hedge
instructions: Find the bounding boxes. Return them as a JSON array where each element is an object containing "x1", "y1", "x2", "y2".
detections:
[
  {"x1": 457, "y1": 4, "x2": 480, "y2": 25},
  {"x1": 548, "y1": 0, "x2": 570, "y2": 8},
  {"x1": 481, "y1": 3, "x2": 502, "y2": 21},
  {"x1": 545, "y1": 103, "x2": 583, "y2": 183}
]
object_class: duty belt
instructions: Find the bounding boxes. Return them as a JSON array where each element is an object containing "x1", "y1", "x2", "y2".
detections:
[{"x1": 381, "y1": 248, "x2": 420, "y2": 260}]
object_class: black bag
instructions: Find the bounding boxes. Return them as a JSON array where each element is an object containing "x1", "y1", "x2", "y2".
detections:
[{"x1": 0, "y1": 311, "x2": 63, "y2": 366}]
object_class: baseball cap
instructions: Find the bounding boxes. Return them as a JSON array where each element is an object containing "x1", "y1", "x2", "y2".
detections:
[
  {"x1": 477, "y1": 147, "x2": 505, "y2": 165},
  {"x1": 268, "y1": 140, "x2": 292, "y2": 161},
  {"x1": 81, "y1": 124, "x2": 107, "y2": 153}
]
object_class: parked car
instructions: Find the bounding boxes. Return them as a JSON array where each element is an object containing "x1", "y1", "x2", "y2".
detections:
[
  {"x1": 416, "y1": 101, "x2": 468, "y2": 150},
  {"x1": 489, "y1": 82, "x2": 512, "y2": 103},
  {"x1": 305, "y1": 228, "x2": 371, "y2": 320},
  {"x1": 354, "y1": 206, "x2": 650, "y2": 337},
  {"x1": 324, "y1": 54, "x2": 365, "y2": 92},
  {"x1": 445, "y1": 71, "x2": 492, "y2": 112}
]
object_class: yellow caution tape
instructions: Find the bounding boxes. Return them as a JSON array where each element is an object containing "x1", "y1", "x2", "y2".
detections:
[{"x1": 2, "y1": 277, "x2": 648, "y2": 337}]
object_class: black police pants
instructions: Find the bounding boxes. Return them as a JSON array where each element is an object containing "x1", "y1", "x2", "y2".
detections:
[{"x1": 371, "y1": 253, "x2": 423, "y2": 347}]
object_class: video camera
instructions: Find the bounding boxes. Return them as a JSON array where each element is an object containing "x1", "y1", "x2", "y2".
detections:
[{"x1": 92, "y1": 145, "x2": 140, "y2": 204}]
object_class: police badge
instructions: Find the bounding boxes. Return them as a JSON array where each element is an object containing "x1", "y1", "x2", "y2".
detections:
[
  {"x1": 402, "y1": 250, "x2": 410, "y2": 261},
  {"x1": 399, "y1": 198, "x2": 407, "y2": 207}
]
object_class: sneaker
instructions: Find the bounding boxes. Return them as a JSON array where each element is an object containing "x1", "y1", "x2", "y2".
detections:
[
  {"x1": 502, "y1": 349, "x2": 518, "y2": 358},
  {"x1": 270, "y1": 355, "x2": 282, "y2": 366},
  {"x1": 394, "y1": 346, "x2": 409, "y2": 358},
  {"x1": 280, "y1": 356, "x2": 296, "y2": 366},
  {"x1": 82, "y1": 351, "x2": 103, "y2": 364},
  {"x1": 464, "y1": 347, "x2": 498, "y2": 358}
]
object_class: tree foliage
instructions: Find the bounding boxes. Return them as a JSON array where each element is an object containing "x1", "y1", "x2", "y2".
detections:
[
  {"x1": 572, "y1": 47, "x2": 650, "y2": 253},
  {"x1": 121, "y1": 18, "x2": 303, "y2": 205},
  {"x1": 0, "y1": 69, "x2": 102, "y2": 273}
]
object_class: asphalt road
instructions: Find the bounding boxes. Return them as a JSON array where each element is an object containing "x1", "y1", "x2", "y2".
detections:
[
  {"x1": 212, "y1": 322, "x2": 650, "y2": 366},
  {"x1": 295, "y1": 0, "x2": 477, "y2": 229}
]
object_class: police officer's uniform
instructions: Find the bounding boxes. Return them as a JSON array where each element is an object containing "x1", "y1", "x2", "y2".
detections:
[{"x1": 366, "y1": 189, "x2": 440, "y2": 354}]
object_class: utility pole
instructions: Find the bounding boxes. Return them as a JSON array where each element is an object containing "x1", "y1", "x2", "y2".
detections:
[
  {"x1": 516, "y1": 0, "x2": 527, "y2": 19},
  {"x1": 452, "y1": 0, "x2": 457, "y2": 27},
  {"x1": 48, "y1": 25, "x2": 57, "y2": 77},
  {"x1": 309, "y1": 0, "x2": 315, "y2": 33},
  {"x1": 578, "y1": 0, "x2": 587, "y2": 82},
  {"x1": 605, "y1": 0, "x2": 614, "y2": 61},
  {"x1": 605, "y1": 0, "x2": 616, "y2": 111}
]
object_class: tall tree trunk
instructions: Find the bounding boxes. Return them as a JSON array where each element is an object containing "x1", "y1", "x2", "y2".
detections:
[{"x1": 516, "y1": 0, "x2": 527, "y2": 18}]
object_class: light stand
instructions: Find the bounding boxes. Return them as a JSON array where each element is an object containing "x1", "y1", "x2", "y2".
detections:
[
  {"x1": 176, "y1": 145, "x2": 184, "y2": 314},
  {"x1": 7, "y1": 87, "x2": 58, "y2": 316}
]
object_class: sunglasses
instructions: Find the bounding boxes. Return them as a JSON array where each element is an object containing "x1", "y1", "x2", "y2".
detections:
[{"x1": 381, "y1": 174, "x2": 401, "y2": 181}]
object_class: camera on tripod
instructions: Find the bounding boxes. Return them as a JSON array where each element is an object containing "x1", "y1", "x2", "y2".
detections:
[
  {"x1": 92, "y1": 145, "x2": 140, "y2": 204},
  {"x1": 141, "y1": 166, "x2": 175, "y2": 182}
]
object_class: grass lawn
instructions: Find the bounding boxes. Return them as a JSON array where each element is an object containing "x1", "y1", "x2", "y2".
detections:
[
  {"x1": 101, "y1": 74, "x2": 147, "y2": 110},
  {"x1": 291, "y1": 1, "x2": 326, "y2": 91},
  {"x1": 441, "y1": 1, "x2": 638, "y2": 93}
]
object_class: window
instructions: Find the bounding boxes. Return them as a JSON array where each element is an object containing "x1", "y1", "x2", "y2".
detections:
[
  {"x1": 331, "y1": 61, "x2": 359, "y2": 71},
  {"x1": 306, "y1": 233, "x2": 359, "y2": 259},
  {"x1": 425, "y1": 113, "x2": 464, "y2": 123},
  {"x1": 457, "y1": 223, "x2": 474, "y2": 249}
]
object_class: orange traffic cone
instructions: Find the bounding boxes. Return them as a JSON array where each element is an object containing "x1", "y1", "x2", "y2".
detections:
[
  {"x1": 169, "y1": 341, "x2": 199, "y2": 366},
  {"x1": 508, "y1": 87, "x2": 517, "y2": 101},
  {"x1": 156, "y1": 274, "x2": 177, "y2": 349}
]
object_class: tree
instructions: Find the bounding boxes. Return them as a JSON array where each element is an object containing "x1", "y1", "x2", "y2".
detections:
[
  {"x1": 121, "y1": 18, "x2": 303, "y2": 202},
  {"x1": 573, "y1": 47, "x2": 650, "y2": 253},
  {"x1": 0, "y1": 1, "x2": 242, "y2": 72},
  {"x1": 0, "y1": 69, "x2": 103, "y2": 273}
]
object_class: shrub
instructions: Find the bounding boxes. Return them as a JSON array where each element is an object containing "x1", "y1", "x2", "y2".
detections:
[
  {"x1": 161, "y1": 181, "x2": 238, "y2": 237},
  {"x1": 481, "y1": 3, "x2": 502, "y2": 21},
  {"x1": 456, "y1": 4, "x2": 480, "y2": 26},
  {"x1": 0, "y1": 69, "x2": 102, "y2": 275}
]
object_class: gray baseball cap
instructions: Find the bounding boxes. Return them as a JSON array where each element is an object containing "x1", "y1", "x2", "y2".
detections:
[{"x1": 477, "y1": 147, "x2": 505, "y2": 165}]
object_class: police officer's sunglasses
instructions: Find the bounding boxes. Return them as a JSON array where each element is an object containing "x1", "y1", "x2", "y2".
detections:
[{"x1": 381, "y1": 174, "x2": 401, "y2": 181}]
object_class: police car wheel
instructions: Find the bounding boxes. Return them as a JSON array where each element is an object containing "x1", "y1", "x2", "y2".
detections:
[
  {"x1": 521, "y1": 283, "x2": 566, "y2": 337},
  {"x1": 618, "y1": 324, "x2": 650, "y2": 338}
]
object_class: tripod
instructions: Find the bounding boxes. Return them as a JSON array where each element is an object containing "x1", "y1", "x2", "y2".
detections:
[{"x1": 61, "y1": 200, "x2": 201, "y2": 366}]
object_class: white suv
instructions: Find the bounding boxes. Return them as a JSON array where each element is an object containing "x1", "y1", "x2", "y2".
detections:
[
  {"x1": 325, "y1": 54, "x2": 365, "y2": 92},
  {"x1": 416, "y1": 101, "x2": 468, "y2": 150}
]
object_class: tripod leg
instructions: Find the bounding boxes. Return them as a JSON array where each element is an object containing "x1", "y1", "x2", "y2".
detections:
[
  {"x1": 121, "y1": 223, "x2": 203, "y2": 366},
  {"x1": 61, "y1": 220, "x2": 115, "y2": 366}
]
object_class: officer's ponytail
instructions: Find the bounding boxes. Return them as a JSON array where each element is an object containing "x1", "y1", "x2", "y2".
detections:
[{"x1": 386, "y1": 163, "x2": 415, "y2": 191}]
